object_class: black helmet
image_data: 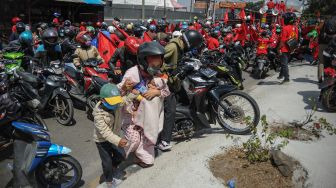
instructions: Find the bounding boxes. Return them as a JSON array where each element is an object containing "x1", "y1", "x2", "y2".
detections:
[
  {"x1": 64, "y1": 20, "x2": 71, "y2": 27},
  {"x1": 283, "y1": 12, "x2": 296, "y2": 25},
  {"x1": 16, "y1": 22, "x2": 26, "y2": 34},
  {"x1": 64, "y1": 27, "x2": 75, "y2": 39},
  {"x1": 59, "y1": 28, "x2": 65, "y2": 37},
  {"x1": 40, "y1": 22, "x2": 48, "y2": 31},
  {"x1": 42, "y1": 28, "x2": 59, "y2": 46},
  {"x1": 134, "y1": 26, "x2": 146, "y2": 38},
  {"x1": 137, "y1": 42, "x2": 165, "y2": 76},
  {"x1": 101, "y1": 22, "x2": 108, "y2": 30},
  {"x1": 324, "y1": 16, "x2": 336, "y2": 35},
  {"x1": 182, "y1": 30, "x2": 203, "y2": 51}
]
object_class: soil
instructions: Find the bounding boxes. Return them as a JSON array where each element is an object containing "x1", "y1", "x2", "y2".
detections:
[
  {"x1": 271, "y1": 123, "x2": 320, "y2": 141},
  {"x1": 209, "y1": 148, "x2": 303, "y2": 188}
]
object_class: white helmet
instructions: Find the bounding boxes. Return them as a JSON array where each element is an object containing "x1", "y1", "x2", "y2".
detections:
[
  {"x1": 206, "y1": 21, "x2": 212, "y2": 25},
  {"x1": 236, "y1": 24, "x2": 242, "y2": 28},
  {"x1": 246, "y1": 15, "x2": 251, "y2": 20},
  {"x1": 172, "y1": 31, "x2": 182, "y2": 38},
  {"x1": 107, "y1": 26, "x2": 116, "y2": 33}
]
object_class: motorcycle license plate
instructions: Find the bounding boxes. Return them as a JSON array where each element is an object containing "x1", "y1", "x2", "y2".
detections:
[{"x1": 200, "y1": 67, "x2": 217, "y2": 78}]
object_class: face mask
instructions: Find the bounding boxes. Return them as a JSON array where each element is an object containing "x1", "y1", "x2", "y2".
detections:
[
  {"x1": 85, "y1": 40, "x2": 92, "y2": 47},
  {"x1": 147, "y1": 66, "x2": 162, "y2": 76},
  {"x1": 102, "y1": 101, "x2": 118, "y2": 111}
]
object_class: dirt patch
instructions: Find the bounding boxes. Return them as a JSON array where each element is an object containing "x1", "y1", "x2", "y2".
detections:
[
  {"x1": 209, "y1": 148, "x2": 308, "y2": 188},
  {"x1": 271, "y1": 123, "x2": 320, "y2": 141}
]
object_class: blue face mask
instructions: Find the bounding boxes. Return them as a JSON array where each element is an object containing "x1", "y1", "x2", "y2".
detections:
[{"x1": 102, "y1": 101, "x2": 118, "y2": 111}]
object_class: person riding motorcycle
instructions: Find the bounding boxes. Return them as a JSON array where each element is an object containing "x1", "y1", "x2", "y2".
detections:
[
  {"x1": 60, "y1": 27, "x2": 77, "y2": 61},
  {"x1": 108, "y1": 36, "x2": 141, "y2": 82},
  {"x1": 207, "y1": 30, "x2": 220, "y2": 50},
  {"x1": 10, "y1": 22, "x2": 26, "y2": 42},
  {"x1": 160, "y1": 30, "x2": 203, "y2": 151},
  {"x1": 73, "y1": 31, "x2": 103, "y2": 68},
  {"x1": 35, "y1": 28, "x2": 63, "y2": 64}
]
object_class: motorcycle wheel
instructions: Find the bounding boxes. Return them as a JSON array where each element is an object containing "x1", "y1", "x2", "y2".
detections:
[
  {"x1": 321, "y1": 86, "x2": 336, "y2": 112},
  {"x1": 52, "y1": 95, "x2": 74, "y2": 126},
  {"x1": 216, "y1": 91, "x2": 260, "y2": 134},
  {"x1": 35, "y1": 155, "x2": 82, "y2": 188}
]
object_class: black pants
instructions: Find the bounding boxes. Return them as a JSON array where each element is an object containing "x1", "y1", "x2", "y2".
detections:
[
  {"x1": 279, "y1": 53, "x2": 290, "y2": 80},
  {"x1": 96, "y1": 142, "x2": 124, "y2": 182},
  {"x1": 159, "y1": 93, "x2": 176, "y2": 143}
]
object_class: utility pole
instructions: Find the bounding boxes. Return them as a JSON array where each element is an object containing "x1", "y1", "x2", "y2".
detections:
[
  {"x1": 212, "y1": 0, "x2": 216, "y2": 22},
  {"x1": 189, "y1": 0, "x2": 193, "y2": 20},
  {"x1": 142, "y1": 0, "x2": 145, "y2": 21},
  {"x1": 164, "y1": 0, "x2": 166, "y2": 18}
]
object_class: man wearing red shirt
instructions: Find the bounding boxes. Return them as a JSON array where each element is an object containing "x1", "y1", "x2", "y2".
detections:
[
  {"x1": 207, "y1": 31, "x2": 220, "y2": 50},
  {"x1": 279, "y1": 1, "x2": 286, "y2": 13},
  {"x1": 257, "y1": 32, "x2": 272, "y2": 56},
  {"x1": 278, "y1": 12, "x2": 297, "y2": 83},
  {"x1": 267, "y1": 0, "x2": 275, "y2": 10}
]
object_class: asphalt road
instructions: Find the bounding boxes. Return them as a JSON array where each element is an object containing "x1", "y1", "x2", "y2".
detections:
[{"x1": 0, "y1": 68, "x2": 270, "y2": 188}]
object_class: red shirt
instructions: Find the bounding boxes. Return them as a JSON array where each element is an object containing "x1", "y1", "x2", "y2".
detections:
[
  {"x1": 257, "y1": 37, "x2": 272, "y2": 55},
  {"x1": 80, "y1": 26, "x2": 86, "y2": 32},
  {"x1": 267, "y1": 1, "x2": 275, "y2": 9},
  {"x1": 207, "y1": 37, "x2": 219, "y2": 50},
  {"x1": 224, "y1": 33, "x2": 234, "y2": 45},
  {"x1": 280, "y1": 25, "x2": 297, "y2": 53},
  {"x1": 194, "y1": 22, "x2": 202, "y2": 30},
  {"x1": 279, "y1": 3, "x2": 286, "y2": 12}
]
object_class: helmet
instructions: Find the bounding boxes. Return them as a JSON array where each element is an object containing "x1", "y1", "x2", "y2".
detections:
[
  {"x1": 80, "y1": 22, "x2": 86, "y2": 26},
  {"x1": 283, "y1": 12, "x2": 296, "y2": 25},
  {"x1": 40, "y1": 22, "x2": 48, "y2": 31},
  {"x1": 96, "y1": 22, "x2": 102, "y2": 28},
  {"x1": 125, "y1": 36, "x2": 141, "y2": 55},
  {"x1": 172, "y1": 31, "x2": 182, "y2": 38},
  {"x1": 11, "y1": 17, "x2": 22, "y2": 24},
  {"x1": 64, "y1": 27, "x2": 75, "y2": 39},
  {"x1": 64, "y1": 20, "x2": 71, "y2": 27},
  {"x1": 101, "y1": 22, "x2": 108, "y2": 30},
  {"x1": 53, "y1": 12, "x2": 61, "y2": 17},
  {"x1": 76, "y1": 31, "x2": 92, "y2": 46},
  {"x1": 42, "y1": 28, "x2": 59, "y2": 46},
  {"x1": 100, "y1": 83, "x2": 123, "y2": 110},
  {"x1": 276, "y1": 28, "x2": 281, "y2": 34},
  {"x1": 134, "y1": 26, "x2": 147, "y2": 38},
  {"x1": 182, "y1": 30, "x2": 203, "y2": 50},
  {"x1": 236, "y1": 23, "x2": 242, "y2": 28},
  {"x1": 205, "y1": 21, "x2": 212, "y2": 26},
  {"x1": 194, "y1": 16, "x2": 198, "y2": 20},
  {"x1": 86, "y1": 26, "x2": 95, "y2": 35},
  {"x1": 149, "y1": 24, "x2": 156, "y2": 32},
  {"x1": 16, "y1": 22, "x2": 26, "y2": 34},
  {"x1": 126, "y1": 24, "x2": 133, "y2": 31},
  {"x1": 59, "y1": 28, "x2": 65, "y2": 37},
  {"x1": 87, "y1": 21, "x2": 93, "y2": 26},
  {"x1": 261, "y1": 31, "x2": 267, "y2": 37},
  {"x1": 181, "y1": 22, "x2": 188, "y2": 29},
  {"x1": 18, "y1": 31, "x2": 33, "y2": 46},
  {"x1": 107, "y1": 26, "x2": 116, "y2": 33},
  {"x1": 307, "y1": 30, "x2": 318, "y2": 38},
  {"x1": 324, "y1": 16, "x2": 336, "y2": 35},
  {"x1": 137, "y1": 42, "x2": 165, "y2": 76},
  {"x1": 210, "y1": 30, "x2": 219, "y2": 38}
]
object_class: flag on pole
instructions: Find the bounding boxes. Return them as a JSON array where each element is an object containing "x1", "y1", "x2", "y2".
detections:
[
  {"x1": 224, "y1": 9, "x2": 229, "y2": 24},
  {"x1": 239, "y1": 8, "x2": 246, "y2": 20}
]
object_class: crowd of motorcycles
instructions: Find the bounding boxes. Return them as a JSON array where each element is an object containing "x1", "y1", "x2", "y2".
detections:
[{"x1": 0, "y1": 24, "x2": 336, "y2": 188}]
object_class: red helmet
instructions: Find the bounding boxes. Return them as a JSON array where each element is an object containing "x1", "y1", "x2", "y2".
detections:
[
  {"x1": 96, "y1": 22, "x2": 102, "y2": 28},
  {"x1": 12, "y1": 17, "x2": 22, "y2": 25},
  {"x1": 76, "y1": 31, "x2": 91, "y2": 45},
  {"x1": 125, "y1": 36, "x2": 141, "y2": 55}
]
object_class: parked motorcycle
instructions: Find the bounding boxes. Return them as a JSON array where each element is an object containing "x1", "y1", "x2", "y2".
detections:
[
  {"x1": 64, "y1": 57, "x2": 109, "y2": 120},
  {"x1": 319, "y1": 49, "x2": 336, "y2": 112},
  {"x1": 4, "y1": 121, "x2": 82, "y2": 187},
  {"x1": 10, "y1": 60, "x2": 74, "y2": 125},
  {"x1": 172, "y1": 58, "x2": 260, "y2": 139}
]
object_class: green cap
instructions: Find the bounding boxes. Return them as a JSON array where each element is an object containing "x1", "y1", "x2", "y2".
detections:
[{"x1": 100, "y1": 83, "x2": 120, "y2": 99}]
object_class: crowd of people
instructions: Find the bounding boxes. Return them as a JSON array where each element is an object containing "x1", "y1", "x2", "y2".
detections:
[{"x1": 1, "y1": 8, "x2": 336, "y2": 188}]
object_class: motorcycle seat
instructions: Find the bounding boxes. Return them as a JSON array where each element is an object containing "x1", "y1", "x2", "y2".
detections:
[
  {"x1": 18, "y1": 71, "x2": 40, "y2": 85},
  {"x1": 64, "y1": 66, "x2": 82, "y2": 80},
  {"x1": 92, "y1": 76, "x2": 108, "y2": 88}
]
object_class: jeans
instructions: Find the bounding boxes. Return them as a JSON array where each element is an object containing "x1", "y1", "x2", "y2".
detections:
[
  {"x1": 279, "y1": 53, "x2": 290, "y2": 80},
  {"x1": 159, "y1": 93, "x2": 176, "y2": 143},
  {"x1": 96, "y1": 142, "x2": 125, "y2": 182}
]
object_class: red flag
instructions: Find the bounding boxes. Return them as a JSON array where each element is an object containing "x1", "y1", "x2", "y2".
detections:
[
  {"x1": 97, "y1": 32, "x2": 117, "y2": 68},
  {"x1": 224, "y1": 9, "x2": 229, "y2": 24},
  {"x1": 239, "y1": 9, "x2": 246, "y2": 20},
  {"x1": 143, "y1": 32, "x2": 153, "y2": 42},
  {"x1": 112, "y1": 23, "x2": 129, "y2": 39},
  {"x1": 252, "y1": 13, "x2": 255, "y2": 24}
]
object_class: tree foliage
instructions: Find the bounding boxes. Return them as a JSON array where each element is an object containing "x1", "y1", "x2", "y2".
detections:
[
  {"x1": 304, "y1": 0, "x2": 336, "y2": 15},
  {"x1": 245, "y1": 1, "x2": 264, "y2": 11}
]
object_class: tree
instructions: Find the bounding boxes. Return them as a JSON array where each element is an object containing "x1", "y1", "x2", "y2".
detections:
[
  {"x1": 246, "y1": 1, "x2": 264, "y2": 11},
  {"x1": 304, "y1": 0, "x2": 336, "y2": 16}
]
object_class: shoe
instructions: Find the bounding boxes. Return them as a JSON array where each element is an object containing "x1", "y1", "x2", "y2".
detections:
[
  {"x1": 112, "y1": 178, "x2": 123, "y2": 186},
  {"x1": 311, "y1": 60, "x2": 318, "y2": 65},
  {"x1": 277, "y1": 75, "x2": 284, "y2": 80},
  {"x1": 280, "y1": 79, "x2": 290, "y2": 84},
  {"x1": 157, "y1": 141, "x2": 172, "y2": 151},
  {"x1": 113, "y1": 169, "x2": 126, "y2": 180}
]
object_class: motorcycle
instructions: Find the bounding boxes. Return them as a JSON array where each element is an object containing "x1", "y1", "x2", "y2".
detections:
[
  {"x1": 319, "y1": 49, "x2": 336, "y2": 112},
  {"x1": 64, "y1": 57, "x2": 109, "y2": 120},
  {"x1": 4, "y1": 121, "x2": 82, "y2": 187},
  {"x1": 11, "y1": 60, "x2": 74, "y2": 125},
  {"x1": 0, "y1": 52, "x2": 25, "y2": 76},
  {"x1": 172, "y1": 58, "x2": 260, "y2": 139}
]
